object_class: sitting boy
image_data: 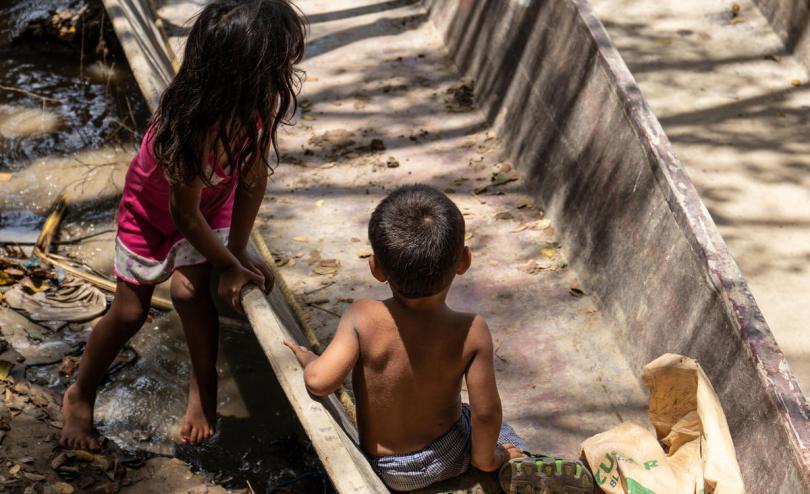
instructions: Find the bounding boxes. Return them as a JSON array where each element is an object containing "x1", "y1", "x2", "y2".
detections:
[{"x1": 284, "y1": 184, "x2": 593, "y2": 493}]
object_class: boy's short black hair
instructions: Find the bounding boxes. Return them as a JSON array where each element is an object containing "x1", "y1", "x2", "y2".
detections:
[{"x1": 368, "y1": 184, "x2": 466, "y2": 298}]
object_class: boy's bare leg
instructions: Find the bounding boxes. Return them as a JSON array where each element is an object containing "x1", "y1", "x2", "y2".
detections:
[
  {"x1": 61, "y1": 280, "x2": 154, "y2": 451},
  {"x1": 172, "y1": 264, "x2": 219, "y2": 444}
]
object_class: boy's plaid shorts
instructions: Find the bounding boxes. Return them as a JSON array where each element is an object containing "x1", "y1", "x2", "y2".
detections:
[{"x1": 369, "y1": 403, "x2": 528, "y2": 491}]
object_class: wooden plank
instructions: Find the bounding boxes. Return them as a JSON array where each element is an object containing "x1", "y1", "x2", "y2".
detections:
[
  {"x1": 242, "y1": 286, "x2": 388, "y2": 493},
  {"x1": 100, "y1": 0, "x2": 176, "y2": 112}
]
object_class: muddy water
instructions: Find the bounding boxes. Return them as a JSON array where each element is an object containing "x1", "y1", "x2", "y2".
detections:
[{"x1": 1, "y1": 1, "x2": 322, "y2": 491}]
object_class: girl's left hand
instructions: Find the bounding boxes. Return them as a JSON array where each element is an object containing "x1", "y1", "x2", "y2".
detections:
[
  {"x1": 282, "y1": 339, "x2": 319, "y2": 368},
  {"x1": 234, "y1": 249, "x2": 275, "y2": 293}
]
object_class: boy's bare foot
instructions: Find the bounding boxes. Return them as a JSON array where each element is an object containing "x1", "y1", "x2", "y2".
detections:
[
  {"x1": 180, "y1": 385, "x2": 216, "y2": 444},
  {"x1": 60, "y1": 383, "x2": 101, "y2": 451}
]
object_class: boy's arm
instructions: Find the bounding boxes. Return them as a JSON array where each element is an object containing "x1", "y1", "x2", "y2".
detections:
[
  {"x1": 465, "y1": 317, "x2": 518, "y2": 471},
  {"x1": 283, "y1": 303, "x2": 361, "y2": 396}
]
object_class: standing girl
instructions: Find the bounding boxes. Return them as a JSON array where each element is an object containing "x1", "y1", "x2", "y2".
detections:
[{"x1": 60, "y1": 0, "x2": 306, "y2": 449}]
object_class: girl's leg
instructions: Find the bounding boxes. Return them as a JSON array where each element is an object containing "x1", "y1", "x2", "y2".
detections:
[
  {"x1": 61, "y1": 280, "x2": 154, "y2": 450},
  {"x1": 171, "y1": 264, "x2": 219, "y2": 445}
]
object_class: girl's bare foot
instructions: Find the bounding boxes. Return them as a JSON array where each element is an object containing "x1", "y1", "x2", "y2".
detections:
[
  {"x1": 59, "y1": 383, "x2": 101, "y2": 451},
  {"x1": 180, "y1": 385, "x2": 216, "y2": 444}
]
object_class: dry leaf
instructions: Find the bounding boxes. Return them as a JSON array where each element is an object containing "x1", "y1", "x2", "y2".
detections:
[
  {"x1": 540, "y1": 248, "x2": 557, "y2": 258},
  {"x1": 494, "y1": 211, "x2": 514, "y2": 220},
  {"x1": 313, "y1": 259, "x2": 340, "y2": 276},
  {"x1": 316, "y1": 199, "x2": 325, "y2": 207},
  {"x1": 353, "y1": 101, "x2": 366, "y2": 110},
  {"x1": 292, "y1": 236, "x2": 308, "y2": 242},
  {"x1": 357, "y1": 250, "x2": 372, "y2": 259},
  {"x1": 791, "y1": 79, "x2": 802, "y2": 87},
  {"x1": 729, "y1": 17, "x2": 745, "y2": 24},
  {"x1": 0, "y1": 173, "x2": 11, "y2": 183},
  {"x1": 516, "y1": 199, "x2": 534, "y2": 209},
  {"x1": 8, "y1": 464, "x2": 20, "y2": 475},
  {"x1": 305, "y1": 75, "x2": 319, "y2": 82},
  {"x1": 319, "y1": 162, "x2": 336, "y2": 169},
  {"x1": 520, "y1": 259, "x2": 555, "y2": 274},
  {"x1": 302, "y1": 114, "x2": 316, "y2": 121},
  {"x1": 0, "y1": 361, "x2": 12, "y2": 381},
  {"x1": 386, "y1": 156, "x2": 400, "y2": 168},
  {"x1": 464, "y1": 232, "x2": 474, "y2": 241}
]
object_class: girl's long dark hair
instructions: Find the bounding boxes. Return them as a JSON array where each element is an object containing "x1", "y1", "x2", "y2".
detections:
[{"x1": 150, "y1": 0, "x2": 306, "y2": 185}]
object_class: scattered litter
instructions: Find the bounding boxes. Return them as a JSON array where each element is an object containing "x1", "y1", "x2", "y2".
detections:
[
  {"x1": 5, "y1": 277, "x2": 107, "y2": 322},
  {"x1": 445, "y1": 79, "x2": 475, "y2": 112}
]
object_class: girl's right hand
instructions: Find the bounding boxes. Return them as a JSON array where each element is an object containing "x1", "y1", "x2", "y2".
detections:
[{"x1": 218, "y1": 262, "x2": 265, "y2": 312}]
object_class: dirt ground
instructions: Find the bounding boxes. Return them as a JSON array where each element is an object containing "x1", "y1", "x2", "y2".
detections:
[{"x1": 589, "y1": 0, "x2": 810, "y2": 392}]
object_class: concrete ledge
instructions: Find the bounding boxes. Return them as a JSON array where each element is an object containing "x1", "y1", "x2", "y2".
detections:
[
  {"x1": 752, "y1": 0, "x2": 810, "y2": 69},
  {"x1": 423, "y1": 0, "x2": 810, "y2": 491}
]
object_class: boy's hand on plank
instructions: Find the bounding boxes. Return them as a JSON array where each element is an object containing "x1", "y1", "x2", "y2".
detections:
[
  {"x1": 218, "y1": 262, "x2": 265, "y2": 312},
  {"x1": 283, "y1": 339, "x2": 319, "y2": 367}
]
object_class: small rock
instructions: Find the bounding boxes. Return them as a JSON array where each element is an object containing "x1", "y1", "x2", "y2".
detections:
[{"x1": 369, "y1": 139, "x2": 386, "y2": 151}]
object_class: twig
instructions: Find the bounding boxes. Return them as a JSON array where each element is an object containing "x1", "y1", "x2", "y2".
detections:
[
  {"x1": 302, "y1": 281, "x2": 335, "y2": 295},
  {"x1": 246, "y1": 480, "x2": 255, "y2": 494},
  {"x1": 0, "y1": 84, "x2": 59, "y2": 103},
  {"x1": 0, "y1": 228, "x2": 115, "y2": 246},
  {"x1": 305, "y1": 302, "x2": 341, "y2": 318}
]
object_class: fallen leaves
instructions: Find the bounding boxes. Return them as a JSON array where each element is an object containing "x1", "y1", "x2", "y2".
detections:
[
  {"x1": 0, "y1": 172, "x2": 11, "y2": 183},
  {"x1": 312, "y1": 259, "x2": 340, "y2": 276},
  {"x1": 444, "y1": 79, "x2": 475, "y2": 113},
  {"x1": 0, "y1": 360, "x2": 13, "y2": 381},
  {"x1": 790, "y1": 79, "x2": 801, "y2": 87},
  {"x1": 511, "y1": 219, "x2": 551, "y2": 233}
]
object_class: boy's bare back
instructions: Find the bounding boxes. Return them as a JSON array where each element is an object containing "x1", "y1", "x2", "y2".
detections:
[{"x1": 349, "y1": 298, "x2": 487, "y2": 456}]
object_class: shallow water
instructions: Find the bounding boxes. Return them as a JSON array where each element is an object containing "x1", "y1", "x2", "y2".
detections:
[{"x1": 0, "y1": 1, "x2": 322, "y2": 491}]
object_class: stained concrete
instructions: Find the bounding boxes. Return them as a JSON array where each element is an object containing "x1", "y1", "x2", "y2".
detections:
[
  {"x1": 242, "y1": 0, "x2": 649, "y2": 459},
  {"x1": 589, "y1": 0, "x2": 810, "y2": 394}
]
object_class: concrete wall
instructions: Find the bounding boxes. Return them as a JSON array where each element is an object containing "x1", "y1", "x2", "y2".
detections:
[
  {"x1": 423, "y1": 0, "x2": 810, "y2": 491},
  {"x1": 753, "y1": 0, "x2": 810, "y2": 69}
]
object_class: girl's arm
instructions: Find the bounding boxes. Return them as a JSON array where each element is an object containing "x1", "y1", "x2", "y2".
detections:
[
  {"x1": 169, "y1": 178, "x2": 264, "y2": 310},
  {"x1": 227, "y1": 160, "x2": 274, "y2": 292},
  {"x1": 229, "y1": 160, "x2": 268, "y2": 254}
]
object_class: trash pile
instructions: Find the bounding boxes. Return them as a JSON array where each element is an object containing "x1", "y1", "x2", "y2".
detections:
[
  {"x1": 581, "y1": 354, "x2": 746, "y2": 494},
  {"x1": 0, "y1": 203, "x2": 155, "y2": 493}
]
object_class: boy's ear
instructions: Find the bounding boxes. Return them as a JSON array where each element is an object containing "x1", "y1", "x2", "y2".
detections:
[
  {"x1": 457, "y1": 246, "x2": 472, "y2": 275},
  {"x1": 369, "y1": 255, "x2": 387, "y2": 282}
]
